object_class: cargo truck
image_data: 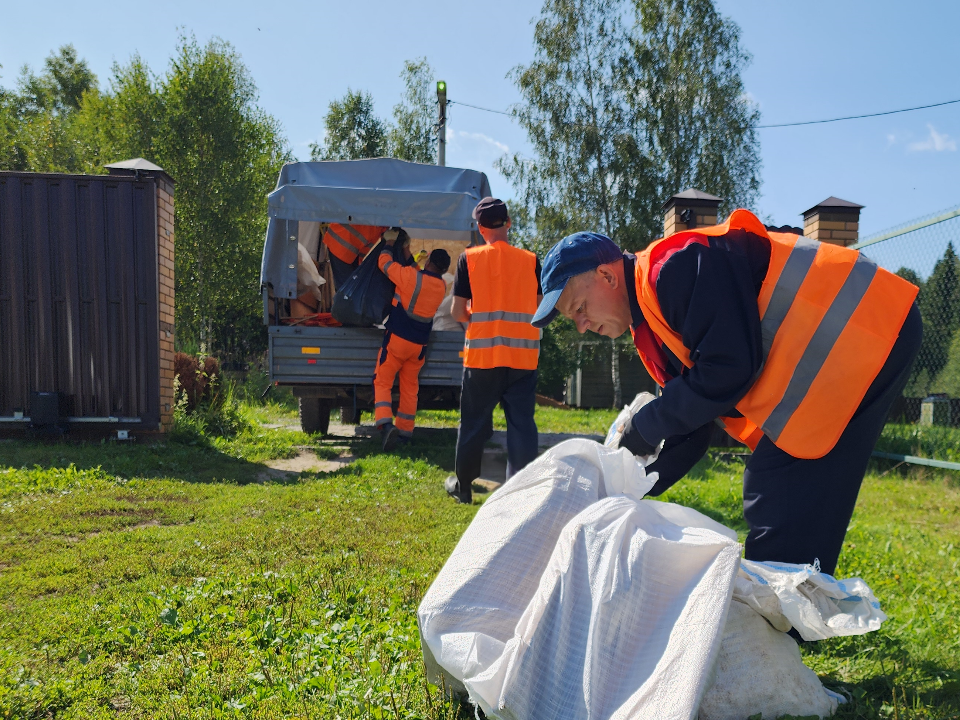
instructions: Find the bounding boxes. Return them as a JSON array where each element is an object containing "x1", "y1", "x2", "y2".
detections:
[{"x1": 260, "y1": 158, "x2": 491, "y2": 433}]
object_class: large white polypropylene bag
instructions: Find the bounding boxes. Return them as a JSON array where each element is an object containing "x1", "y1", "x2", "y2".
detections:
[
  {"x1": 698, "y1": 600, "x2": 839, "y2": 720},
  {"x1": 735, "y1": 559, "x2": 887, "y2": 641},
  {"x1": 418, "y1": 439, "x2": 742, "y2": 720}
]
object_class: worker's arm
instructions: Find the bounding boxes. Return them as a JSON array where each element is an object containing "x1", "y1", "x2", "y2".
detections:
[
  {"x1": 451, "y1": 253, "x2": 472, "y2": 323},
  {"x1": 451, "y1": 295, "x2": 471, "y2": 323},
  {"x1": 631, "y1": 234, "x2": 767, "y2": 446},
  {"x1": 378, "y1": 242, "x2": 415, "y2": 286}
]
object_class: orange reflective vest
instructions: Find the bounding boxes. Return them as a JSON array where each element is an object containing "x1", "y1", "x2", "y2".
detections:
[
  {"x1": 378, "y1": 250, "x2": 446, "y2": 327},
  {"x1": 463, "y1": 242, "x2": 541, "y2": 370},
  {"x1": 634, "y1": 209, "x2": 918, "y2": 459},
  {"x1": 322, "y1": 224, "x2": 386, "y2": 264}
]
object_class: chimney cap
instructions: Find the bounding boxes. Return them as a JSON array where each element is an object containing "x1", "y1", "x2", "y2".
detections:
[
  {"x1": 661, "y1": 188, "x2": 723, "y2": 210},
  {"x1": 105, "y1": 157, "x2": 174, "y2": 184},
  {"x1": 802, "y1": 196, "x2": 863, "y2": 218}
]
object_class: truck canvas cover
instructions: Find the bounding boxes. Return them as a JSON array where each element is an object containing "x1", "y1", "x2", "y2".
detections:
[{"x1": 261, "y1": 158, "x2": 491, "y2": 300}]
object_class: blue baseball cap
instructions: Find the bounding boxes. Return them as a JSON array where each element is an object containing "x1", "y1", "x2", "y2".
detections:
[{"x1": 532, "y1": 232, "x2": 623, "y2": 328}]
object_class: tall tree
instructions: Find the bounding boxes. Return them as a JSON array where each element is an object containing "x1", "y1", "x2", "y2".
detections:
[
  {"x1": 310, "y1": 89, "x2": 388, "y2": 161},
  {"x1": 390, "y1": 58, "x2": 436, "y2": 164},
  {"x1": 919, "y1": 242, "x2": 960, "y2": 391},
  {"x1": 156, "y1": 35, "x2": 290, "y2": 361},
  {"x1": 498, "y1": 0, "x2": 640, "y2": 247},
  {"x1": 629, "y1": 0, "x2": 761, "y2": 222},
  {"x1": 500, "y1": 0, "x2": 761, "y2": 406}
]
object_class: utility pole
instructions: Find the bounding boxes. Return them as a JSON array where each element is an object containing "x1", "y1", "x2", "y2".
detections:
[{"x1": 437, "y1": 80, "x2": 447, "y2": 166}]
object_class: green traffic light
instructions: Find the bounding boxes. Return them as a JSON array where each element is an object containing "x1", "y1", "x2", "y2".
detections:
[{"x1": 437, "y1": 81, "x2": 446, "y2": 92}]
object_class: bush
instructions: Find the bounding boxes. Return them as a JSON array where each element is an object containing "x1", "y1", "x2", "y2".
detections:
[{"x1": 171, "y1": 354, "x2": 252, "y2": 444}]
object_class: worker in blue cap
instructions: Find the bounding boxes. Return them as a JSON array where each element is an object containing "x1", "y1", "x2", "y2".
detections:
[{"x1": 532, "y1": 210, "x2": 921, "y2": 576}]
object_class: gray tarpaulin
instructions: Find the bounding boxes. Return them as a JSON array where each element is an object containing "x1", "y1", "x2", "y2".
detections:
[{"x1": 260, "y1": 158, "x2": 492, "y2": 299}]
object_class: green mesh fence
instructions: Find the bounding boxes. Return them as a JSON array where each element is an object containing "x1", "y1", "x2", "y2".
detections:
[{"x1": 854, "y1": 206, "x2": 960, "y2": 426}]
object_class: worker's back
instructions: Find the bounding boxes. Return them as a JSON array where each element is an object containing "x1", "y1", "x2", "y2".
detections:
[{"x1": 463, "y1": 242, "x2": 540, "y2": 370}]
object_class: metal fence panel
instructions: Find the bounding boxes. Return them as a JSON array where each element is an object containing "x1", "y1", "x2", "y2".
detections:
[
  {"x1": 854, "y1": 205, "x2": 960, "y2": 423},
  {"x1": 0, "y1": 171, "x2": 160, "y2": 428}
]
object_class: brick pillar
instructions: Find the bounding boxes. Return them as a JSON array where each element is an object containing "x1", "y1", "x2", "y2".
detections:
[
  {"x1": 156, "y1": 176, "x2": 176, "y2": 431},
  {"x1": 802, "y1": 197, "x2": 863, "y2": 247},
  {"x1": 661, "y1": 189, "x2": 723, "y2": 238}
]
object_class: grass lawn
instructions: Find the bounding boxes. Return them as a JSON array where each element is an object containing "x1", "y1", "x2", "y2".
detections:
[{"x1": 1, "y1": 403, "x2": 958, "y2": 719}]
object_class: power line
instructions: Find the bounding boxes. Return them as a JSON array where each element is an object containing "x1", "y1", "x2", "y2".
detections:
[
  {"x1": 756, "y1": 98, "x2": 960, "y2": 128},
  {"x1": 447, "y1": 100, "x2": 512, "y2": 116},
  {"x1": 448, "y1": 97, "x2": 960, "y2": 128}
]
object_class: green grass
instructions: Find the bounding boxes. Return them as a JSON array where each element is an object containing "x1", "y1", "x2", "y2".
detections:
[
  {"x1": 417, "y1": 405, "x2": 618, "y2": 436},
  {"x1": 0, "y1": 409, "x2": 958, "y2": 719}
]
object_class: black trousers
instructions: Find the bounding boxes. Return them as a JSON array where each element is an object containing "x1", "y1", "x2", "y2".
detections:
[
  {"x1": 742, "y1": 302, "x2": 922, "y2": 575},
  {"x1": 456, "y1": 367, "x2": 539, "y2": 485}
]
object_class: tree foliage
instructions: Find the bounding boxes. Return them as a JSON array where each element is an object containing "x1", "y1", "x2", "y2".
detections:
[
  {"x1": 0, "y1": 37, "x2": 290, "y2": 364},
  {"x1": 309, "y1": 89, "x2": 387, "y2": 161},
  {"x1": 311, "y1": 58, "x2": 437, "y2": 164},
  {"x1": 500, "y1": 0, "x2": 761, "y2": 249},
  {"x1": 390, "y1": 58, "x2": 437, "y2": 164}
]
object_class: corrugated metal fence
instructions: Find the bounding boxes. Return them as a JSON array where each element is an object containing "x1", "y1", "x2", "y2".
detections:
[{"x1": 0, "y1": 170, "x2": 162, "y2": 429}]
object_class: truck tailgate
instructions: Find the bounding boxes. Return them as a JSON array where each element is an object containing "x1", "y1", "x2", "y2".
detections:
[{"x1": 269, "y1": 325, "x2": 465, "y2": 386}]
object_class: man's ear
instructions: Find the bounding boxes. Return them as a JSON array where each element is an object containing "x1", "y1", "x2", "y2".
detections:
[{"x1": 597, "y1": 262, "x2": 619, "y2": 289}]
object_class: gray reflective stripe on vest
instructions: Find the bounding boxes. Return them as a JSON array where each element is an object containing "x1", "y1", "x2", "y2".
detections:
[
  {"x1": 760, "y1": 236, "x2": 820, "y2": 358},
  {"x1": 762, "y1": 254, "x2": 879, "y2": 442},
  {"x1": 382, "y1": 259, "x2": 396, "y2": 273},
  {"x1": 326, "y1": 226, "x2": 357, "y2": 255},
  {"x1": 408, "y1": 272, "x2": 423, "y2": 315},
  {"x1": 343, "y1": 224, "x2": 371, "y2": 245},
  {"x1": 465, "y1": 337, "x2": 540, "y2": 350},
  {"x1": 471, "y1": 311, "x2": 535, "y2": 323}
]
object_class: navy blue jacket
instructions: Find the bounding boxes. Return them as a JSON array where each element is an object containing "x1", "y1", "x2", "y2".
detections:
[{"x1": 628, "y1": 229, "x2": 771, "y2": 446}]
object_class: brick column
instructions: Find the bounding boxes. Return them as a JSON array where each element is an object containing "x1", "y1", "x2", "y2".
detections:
[
  {"x1": 802, "y1": 197, "x2": 863, "y2": 246},
  {"x1": 157, "y1": 177, "x2": 176, "y2": 431},
  {"x1": 662, "y1": 189, "x2": 723, "y2": 238}
]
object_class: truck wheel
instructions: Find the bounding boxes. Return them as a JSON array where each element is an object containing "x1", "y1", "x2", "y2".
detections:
[
  {"x1": 299, "y1": 398, "x2": 331, "y2": 435},
  {"x1": 340, "y1": 405, "x2": 362, "y2": 424}
]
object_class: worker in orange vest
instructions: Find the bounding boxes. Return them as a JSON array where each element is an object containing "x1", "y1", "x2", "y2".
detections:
[
  {"x1": 532, "y1": 209, "x2": 921, "y2": 576},
  {"x1": 445, "y1": 198, "x2": 544, "y2": 504},
  {"x1": 374, "y1": 227, "x2": 451, "y2": 450},
  {"x1": 322, "y1": 223, "x2": 386, "y2": 287}
]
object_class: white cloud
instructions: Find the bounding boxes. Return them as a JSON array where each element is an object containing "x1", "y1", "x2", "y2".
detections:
[
  {"x1": 446, "y1": 128, "x2": 510, "y2": 155},
  {"x1": 907, "y1": 124, "x2": 957, "y2": 152}
]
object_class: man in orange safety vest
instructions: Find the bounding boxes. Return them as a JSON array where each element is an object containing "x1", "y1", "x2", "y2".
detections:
[
  {"x1": 444, "y1": 198, "x2": 543, "y2": 504},
  {"x1": 531, "y1": 209, "x2": 921, "y2": 577},
  {"x1": 374, "y1": 227, "x2": 450, "y2": 451}
]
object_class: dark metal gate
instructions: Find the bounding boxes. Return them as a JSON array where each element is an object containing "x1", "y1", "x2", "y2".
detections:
[{"x1": 0, "y1": 170, "x2": 161, "y2": 430}]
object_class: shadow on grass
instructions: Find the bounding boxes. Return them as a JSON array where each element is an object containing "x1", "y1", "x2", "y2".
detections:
[
  {"x1": 809, "y1": 633, "x2": 960, "y2": 718},
  {"x1": 0, "y1": 436, "x2": 288, "y2": 486}
]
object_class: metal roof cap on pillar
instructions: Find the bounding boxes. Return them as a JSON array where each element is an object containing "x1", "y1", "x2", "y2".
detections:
[
  {"x1": 105, "y1": 158, "x2": 175, "y2": 185},
  {"x1": 661, "y1": 188, "x2": 723, "y2": 211}
]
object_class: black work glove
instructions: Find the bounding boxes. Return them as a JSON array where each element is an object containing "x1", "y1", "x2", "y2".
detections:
[
  {"x1": 645, "y1": 422, "x2": 713, "y2": 497},
  {"x1": 619, "y1": 415, "x2": 657, "y2": 457}
]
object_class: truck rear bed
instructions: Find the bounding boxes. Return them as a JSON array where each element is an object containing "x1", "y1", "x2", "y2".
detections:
[{"x1": 269, "y1": 325, "x2": 464, "y2": 387}]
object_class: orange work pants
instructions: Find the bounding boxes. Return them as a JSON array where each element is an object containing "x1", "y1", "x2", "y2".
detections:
[{"x1": 373, "y1": 333, "x2": 426, "y2": 437}]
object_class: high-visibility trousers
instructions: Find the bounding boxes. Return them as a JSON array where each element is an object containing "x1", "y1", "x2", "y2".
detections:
[{"x1": 373, "y1": 333, "x2": 426, "y2": 436}]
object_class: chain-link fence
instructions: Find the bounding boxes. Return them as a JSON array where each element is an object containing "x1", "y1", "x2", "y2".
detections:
[{"x1": 854, "y1": 206, "x2": 960, "y2": 429}]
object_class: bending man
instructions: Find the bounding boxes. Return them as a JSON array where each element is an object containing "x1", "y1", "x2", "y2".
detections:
[
  {"x1": 375, "y1": 228, "x2": 450, "y2": 450},
  {"x1": 532, "y1": 209, "x2": 921, "y2": 575}
]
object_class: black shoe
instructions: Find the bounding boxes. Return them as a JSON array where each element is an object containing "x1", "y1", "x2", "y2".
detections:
[
  {"x1": 445, "y1": 475, "x2": 472, "y2": 504},
  {"x1": 396, "y1": 435, "x2": 411, "y2": 447},
  {"x1": 381, "y1": 424, "x2": 399, "y2": 451}
]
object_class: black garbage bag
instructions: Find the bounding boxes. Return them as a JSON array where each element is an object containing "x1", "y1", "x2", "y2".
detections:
[{"x1": 331, "y1": 241, "x2": 395, "y2": 327}]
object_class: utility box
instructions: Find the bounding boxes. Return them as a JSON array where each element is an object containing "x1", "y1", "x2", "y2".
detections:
[
  {"x1": 919, "y1": 394, "x2": 951, "y2": 427},
  {"x1": 0, "y1": 160, "x2": 175, "y2": 434}
]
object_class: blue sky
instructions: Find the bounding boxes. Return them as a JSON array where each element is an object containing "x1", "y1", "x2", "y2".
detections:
[{"x1": 2, "y1": 0, "x2": 958, "y2": 239}]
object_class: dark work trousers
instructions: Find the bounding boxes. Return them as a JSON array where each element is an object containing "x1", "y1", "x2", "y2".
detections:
[
  {"x1": 743, "y1": 303, "x2": 922, "y2": 576},
  {"x1": 329, "y1": 254, "x2": 359, "y2": 289},
  {"x1": 456, "y1": 367, "x2": 539, "y2": 485}
]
